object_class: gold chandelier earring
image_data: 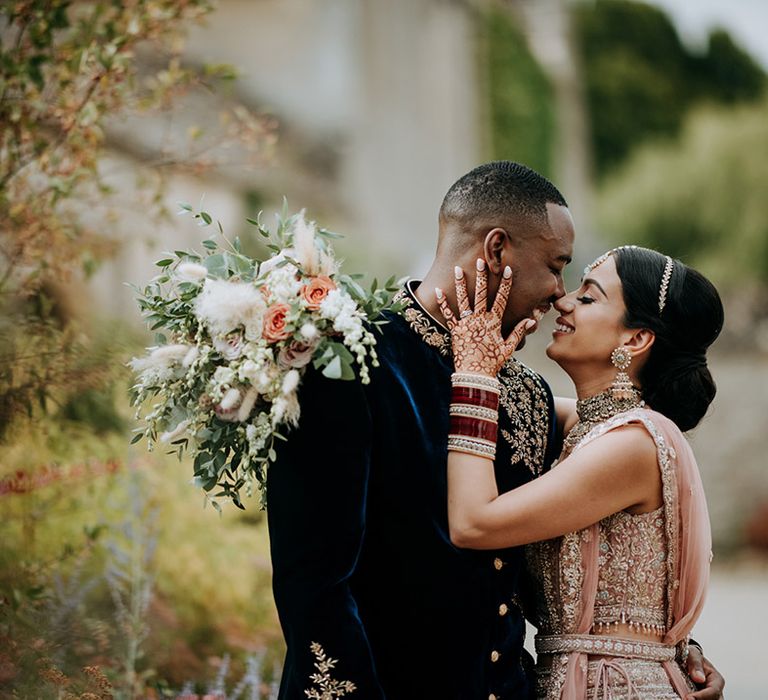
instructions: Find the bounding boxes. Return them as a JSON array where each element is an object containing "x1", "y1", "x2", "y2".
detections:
[{"x1": 610, "y1": 347, "x2": 635, "y2": 400}]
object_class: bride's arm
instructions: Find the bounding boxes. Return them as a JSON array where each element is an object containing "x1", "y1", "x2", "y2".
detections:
[{"x1": 448, "y1": 424, "x2": 662, "y2": 550}]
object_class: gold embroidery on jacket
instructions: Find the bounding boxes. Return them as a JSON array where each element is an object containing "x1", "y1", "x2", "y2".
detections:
[
  {"x1": 394, "y1": 287, "x2": 451, "y2": 356},
  {"x1": 304, "y1": 641, "x2": 357, "y2": 699},
  {"x1": 499, "y1": 360, "x2": 549, "y2": 477},
  {"x1": 395, "y1": 282, "x2": 551, "y2": 479}
]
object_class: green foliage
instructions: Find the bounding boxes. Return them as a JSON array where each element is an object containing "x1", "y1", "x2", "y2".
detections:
[
  {"x1": 482, "y1": 3, "x2": 556, "y2": 177},
  {"x1": 0, "y1": 423, "x2": 281, "y2": 696},
  {"x1": 597, "y1": 99, "x2": 768, "y2": 288},
  {"x1": 573, "y1": 0, "x2": 766, "y2": 176}
]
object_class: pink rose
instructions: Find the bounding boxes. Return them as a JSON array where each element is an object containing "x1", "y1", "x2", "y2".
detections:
[
  {"x1": 278, "y1": 340, "x2": 317, "y2": 369},
  {"x1": 300, "y1": 275, "x2": 336, "y2": 311},
  {"x1": 262, "y1": 303, "x2": 291, "y2": 343}
]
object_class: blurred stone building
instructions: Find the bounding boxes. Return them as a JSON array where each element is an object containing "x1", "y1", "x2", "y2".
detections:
[{"x1": 94, "y1": 0, "x2": 485, "y2": 317}]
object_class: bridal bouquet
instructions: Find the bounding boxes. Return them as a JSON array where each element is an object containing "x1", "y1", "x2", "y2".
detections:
[{"x1": 130, "y1": 203, "x2": 399, "y2": 509}]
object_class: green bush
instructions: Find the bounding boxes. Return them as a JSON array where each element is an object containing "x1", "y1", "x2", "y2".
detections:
[
  {"x1": 573, "y1": 0, "x2": 766, "y2": 176},
  {"x1": 597, "y1": 99, "x2": 768, "y2": 288}
]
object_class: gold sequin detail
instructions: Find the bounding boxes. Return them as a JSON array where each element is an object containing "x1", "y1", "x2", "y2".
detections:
[{"x1": 593, "y1": 508, "x2": 667, "y2": 635}]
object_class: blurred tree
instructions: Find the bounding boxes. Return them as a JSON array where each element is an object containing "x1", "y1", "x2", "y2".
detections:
[
  {"x1": 694, "y1": 28, "x2": 766, "y2": 105},
  {"x1": 482, "y1": 2, "x2": 556, "y2": 178},
  {"x1": 573, "y1": 0, "x2": 766, "y2": 176},
  {"x1": 597, "y1": 99, "x2": 768, "y2": 330},
  {"x1": 0, "y1": 0, "x2": 273, "y2": 436}
]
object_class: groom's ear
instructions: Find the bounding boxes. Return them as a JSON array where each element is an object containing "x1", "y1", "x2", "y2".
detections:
[{"x1": 483, "y1": 228, "x2": 510, "y2": 275}]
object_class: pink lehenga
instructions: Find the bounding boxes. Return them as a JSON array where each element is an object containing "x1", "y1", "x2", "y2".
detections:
[{"x1": 526, "y1": 403, "x2": 712, "y2": 699}]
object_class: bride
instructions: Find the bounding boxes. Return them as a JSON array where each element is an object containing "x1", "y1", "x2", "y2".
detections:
[{"x1": 436, "y1": 246, "x2": 722, "y2": 699}]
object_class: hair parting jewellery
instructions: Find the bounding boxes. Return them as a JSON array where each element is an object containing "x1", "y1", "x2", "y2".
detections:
[{"x1": 583, "y1": 246, "x2": 674, "y2": 316}]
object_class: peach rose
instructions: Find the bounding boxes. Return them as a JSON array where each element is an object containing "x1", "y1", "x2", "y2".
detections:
[
  {"x1": 262, "y1": 303, "x2": 292, "y2": 343},
  {"x1": 301, "y1": 275, "x2": 336, "y2": 311}
]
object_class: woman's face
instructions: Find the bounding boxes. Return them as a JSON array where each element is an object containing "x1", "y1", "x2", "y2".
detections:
[{"x1": 546, "y1": 255, "x2": 633, "y2": 369}]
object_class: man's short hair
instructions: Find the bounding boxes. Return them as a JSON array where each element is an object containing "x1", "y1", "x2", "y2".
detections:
[{"x1": 440, "y1": 161, "x2": 567, "y2": 229}]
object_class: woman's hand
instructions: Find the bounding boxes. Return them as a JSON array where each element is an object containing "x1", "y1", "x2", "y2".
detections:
[{"x1": 435, "y1": 259, "x2": 534, "y2": 377}]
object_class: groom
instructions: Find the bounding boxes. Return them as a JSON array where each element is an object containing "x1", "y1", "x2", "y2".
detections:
[{"x1": 267, "y1": 162, "x2": 724, "y2": 699}]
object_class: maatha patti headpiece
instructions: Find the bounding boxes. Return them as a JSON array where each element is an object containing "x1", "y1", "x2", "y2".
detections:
[{"x1": 583, "y1": 246, "x2": 674, "y2": 316}]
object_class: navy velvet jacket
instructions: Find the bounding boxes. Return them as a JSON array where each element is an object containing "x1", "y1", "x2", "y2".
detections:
[{"x1": 267, "y1": 282, "x2": 560, "y2": 699}]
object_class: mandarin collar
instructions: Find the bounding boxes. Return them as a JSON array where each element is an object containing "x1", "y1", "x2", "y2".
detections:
[{"x1": 393, "y1": 279, "x2": 452, "y2": 356}]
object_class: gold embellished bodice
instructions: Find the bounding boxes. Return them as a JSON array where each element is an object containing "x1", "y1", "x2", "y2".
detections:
[
  {"x1": 526, "y1": 408, "x2": 673, "y2": 639},
  {"x1": 528, "y1": 406, "x2": 703, "y2": 699},
  {"x1": 593, "y1": 507, "x2": 667, "y2": 634}
]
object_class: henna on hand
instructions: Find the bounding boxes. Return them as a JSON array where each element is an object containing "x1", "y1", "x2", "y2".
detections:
[{"x1": 435, "y1": 259, "x2": 534, "y2": 377}]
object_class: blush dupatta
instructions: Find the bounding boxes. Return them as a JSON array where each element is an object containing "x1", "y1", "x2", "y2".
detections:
[{"x1": 559, "y1": 408, "x2": 712, "y2": 699}]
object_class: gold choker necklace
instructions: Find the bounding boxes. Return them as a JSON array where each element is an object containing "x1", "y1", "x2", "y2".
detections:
[{"x1": 563, "y1": 388, "x2": 644, "y2": 454}]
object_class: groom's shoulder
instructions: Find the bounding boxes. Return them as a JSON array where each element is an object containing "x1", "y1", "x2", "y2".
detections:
[{"x1": 369, "y1": 308, "x2": 435, "y2": 354}]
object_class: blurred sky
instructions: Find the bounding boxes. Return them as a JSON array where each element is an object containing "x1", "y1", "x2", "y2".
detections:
[{"x1": 648, "y1": 0, "x2": 768, "y2": 68}]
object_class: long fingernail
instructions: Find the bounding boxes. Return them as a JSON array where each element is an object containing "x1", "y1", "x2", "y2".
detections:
[
  {"x1": 435, "y1": 287, "x2": 443, "y2": 300},
  {"x1": 503, "y1": 265, "x2": 512, "y2": 279},
  {"x1": 454, "y1": 266, "x2": 464, "y2": 279},
  {"x1": 476, "y1": 258, "x2": 486, "y2": 271},
  {"x1": 525, "y1": 319, "x2": 536, "y2": 330}
]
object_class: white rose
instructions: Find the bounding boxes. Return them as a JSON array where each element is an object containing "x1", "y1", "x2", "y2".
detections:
[
  {"x1": 213, "y1": 366, "x2": 236, "y2": 385},
  {"x1": 239, "y1": 359, "x2": 259, "y2": 383}
]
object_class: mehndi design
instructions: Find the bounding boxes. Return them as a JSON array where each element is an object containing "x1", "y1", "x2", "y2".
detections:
[{"x1": 436, "y1": 260, "x2": 532, "y2": 377}]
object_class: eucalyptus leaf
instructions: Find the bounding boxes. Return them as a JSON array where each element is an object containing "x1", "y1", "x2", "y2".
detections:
[
  {"x1": 322, "y1": 355, "x2": 343, "y2": 380},
  {"x1": 204, "y1": 253, "x2": 228, "y2": 278}
]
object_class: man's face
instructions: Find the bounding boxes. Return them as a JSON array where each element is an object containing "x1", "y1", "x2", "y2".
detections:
[{"x1": 500, "y1": 203, "x2": 574, "y2": 336}]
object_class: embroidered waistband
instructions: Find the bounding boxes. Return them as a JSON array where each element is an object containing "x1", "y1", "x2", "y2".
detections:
[{"x1": 535, "y1": 634, "x2": 676, "y2": 662}]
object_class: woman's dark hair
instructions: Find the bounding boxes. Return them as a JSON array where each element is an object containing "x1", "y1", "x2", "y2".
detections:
[{"x1": 613, "y1": 247, "x2": 724, "y2": 431}]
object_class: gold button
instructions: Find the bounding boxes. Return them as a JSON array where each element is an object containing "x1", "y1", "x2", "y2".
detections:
[
  {"x1": 498, "y1": 603, "x2": 508, "y2": 616},
  {"x1": 493, "y1": 557, "x2": 503, "y2": 570},
  {"x1": 491, "y1": 650, "x2": 500, "y2": 662}
]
